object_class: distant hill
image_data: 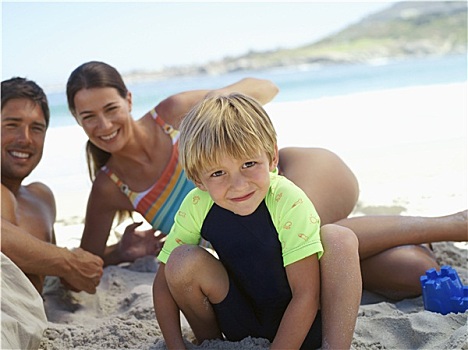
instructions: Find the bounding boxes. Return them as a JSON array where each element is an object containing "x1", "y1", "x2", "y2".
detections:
[{"x1": 124, "y1": 1, "x2": 467, "y2": 82}]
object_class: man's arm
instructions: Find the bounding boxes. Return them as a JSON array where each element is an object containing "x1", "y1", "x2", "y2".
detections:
[
  {"x1": 1, "y1": 183, "x2": 104, "y2": 294},
  {"x1": 1, "y1": 219, "x2": 104, "y2": 294}
]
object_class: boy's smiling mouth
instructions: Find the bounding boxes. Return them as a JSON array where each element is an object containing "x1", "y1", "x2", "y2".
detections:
[{"x1": 230, "y1": 191, "x2": 255, "y2": 202}]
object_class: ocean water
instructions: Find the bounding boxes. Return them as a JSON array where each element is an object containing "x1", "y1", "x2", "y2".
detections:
[
  {"x1": 47, "y1": 54, "x2": 467, "y2": 129},
  {"x1": 29, "y1": 55, "x2": 467, "y2": 222}
]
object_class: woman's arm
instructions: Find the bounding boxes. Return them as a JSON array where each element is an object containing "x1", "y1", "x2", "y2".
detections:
[
  {"x1": 155, "y1": 77, "x2": 279, "y2": 128},
  {"x1": 208, "y1": 77, "x2": 279, "y2": 104},
  {"x1": 271, "y1": 255, "x2": 321, "y2": 350},
  {"x1": 153, "y1": 263, "x2": 187, "y2": 349},
  {"x1": 80, "y1": 174, "x2": 127, "y2": 265},
  {"x1": 81, "y1": 173, "x2": 163, "y2": 266}
]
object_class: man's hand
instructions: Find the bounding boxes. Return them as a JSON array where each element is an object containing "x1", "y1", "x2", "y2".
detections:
[
  {"x1": 118, "y1": 222, "x2": 166, "y2": 262},
  {"x1": 61, "y1": 248, "x2": 104, "y2": 294}
]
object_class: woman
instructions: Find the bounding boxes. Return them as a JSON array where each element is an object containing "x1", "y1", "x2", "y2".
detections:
[{"x1": 67, "y1": 61, "x2": 466, "y2": 300}]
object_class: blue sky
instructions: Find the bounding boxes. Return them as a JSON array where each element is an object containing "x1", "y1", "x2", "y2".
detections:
[{"x1": 2, "y1": 1, "x2": 393, "y2": 87}]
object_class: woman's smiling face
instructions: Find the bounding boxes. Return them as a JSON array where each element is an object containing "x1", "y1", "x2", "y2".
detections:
[{"x1": 73, "y1": 87, "x2": 132, "y2": 153}]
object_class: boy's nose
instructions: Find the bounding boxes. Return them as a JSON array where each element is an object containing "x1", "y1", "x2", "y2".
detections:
[{"x1": 230, "y1": 173, "x2": 248, "y2": 190}]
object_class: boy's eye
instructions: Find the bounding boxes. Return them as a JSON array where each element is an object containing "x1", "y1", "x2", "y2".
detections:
[
  {"x1": 211, "y1": 170, "x2": 225, "y2": 178},
  {"x1": 242, "y1": 161, "x2": 256, "y2": 169}
]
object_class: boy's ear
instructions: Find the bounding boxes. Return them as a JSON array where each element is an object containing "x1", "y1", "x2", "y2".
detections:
[
  {"x1": 270, "y1": 144, "x2": 279, "y2": 171},
  {"x1": 194, "y1": 181, "x2": 207, "y2": 192}
]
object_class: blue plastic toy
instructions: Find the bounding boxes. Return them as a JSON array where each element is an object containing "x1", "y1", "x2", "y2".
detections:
[{"x1": 420, "y1": 265, "x2": 468, "y2": 315}]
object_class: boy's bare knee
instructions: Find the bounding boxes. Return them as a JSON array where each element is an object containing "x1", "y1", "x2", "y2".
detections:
[
  {"x1": 165, "y1": 245, "x2": 228, "y2": 303},
  {"x1": 321, "y1": 224, "x2": 359, "y2": 252},
  {"x1": 166, "y1": 245, "x2": 205, "y2": 285}
]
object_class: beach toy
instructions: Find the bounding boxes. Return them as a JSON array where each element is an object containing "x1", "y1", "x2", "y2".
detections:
[{"x1": 420, "y1": 265, "x2": 468, "y2": 315}]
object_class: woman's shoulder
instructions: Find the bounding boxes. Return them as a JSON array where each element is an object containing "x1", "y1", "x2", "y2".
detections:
[
  {"x1": 89, "y1": 171, "x2": 132, "y2": 210},
  {"x1": 153, "y1": 96, "x2": 182, "y2": 128}
]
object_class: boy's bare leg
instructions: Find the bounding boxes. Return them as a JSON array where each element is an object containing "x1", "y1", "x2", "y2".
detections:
[
  {"x1": 165, "y1": 245, "x2": 228, "y2": 343},
  {"x1": 319, "y1": 224, "x2": 362, "y2": 350}
]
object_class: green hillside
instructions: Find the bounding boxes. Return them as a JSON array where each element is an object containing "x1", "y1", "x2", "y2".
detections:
[
  {"x1": 216, "y1": 1, "x2": 467, "y2": 71},
  {"x1": 125, "y1": 1, "x2": 467, "y2": 80}
]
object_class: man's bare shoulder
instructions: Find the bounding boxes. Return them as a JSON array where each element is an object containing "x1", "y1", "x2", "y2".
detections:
[
  {"x1": 13, "y1": 182, "x2": 56, "y2": 225},
  {"x1": 1, "y1": 184, "x2": 18, "y2": 222},
  {"x1": 23, "y1": 182, "x2": 55, "y2": 202}
]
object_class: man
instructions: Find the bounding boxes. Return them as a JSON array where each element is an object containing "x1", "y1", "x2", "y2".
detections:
[{"x1": 1, "y1": 77, "x2": 104, "y2": 294}]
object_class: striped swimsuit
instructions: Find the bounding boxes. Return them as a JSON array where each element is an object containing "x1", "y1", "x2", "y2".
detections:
[{"x1": 101, "y1": 109, "x2": 195, "y2": 234}]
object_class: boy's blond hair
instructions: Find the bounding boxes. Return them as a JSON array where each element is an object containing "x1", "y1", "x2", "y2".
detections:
[{"x1": 179, "y1": 93, "x2": 277, "y2": 183}]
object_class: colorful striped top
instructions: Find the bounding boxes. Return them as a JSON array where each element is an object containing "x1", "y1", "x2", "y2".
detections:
[{"x1": 101, "y1": 109, "x2": 196, "y2": 234}]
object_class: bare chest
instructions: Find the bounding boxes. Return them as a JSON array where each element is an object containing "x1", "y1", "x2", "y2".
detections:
[{"x1": 16, "y1": 194, "x2": 55, "y2": 243}]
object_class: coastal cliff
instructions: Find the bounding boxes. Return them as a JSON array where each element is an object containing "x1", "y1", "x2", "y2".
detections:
[{"x1": 124, "y1": 1, "x2": 467, "y2": 82}]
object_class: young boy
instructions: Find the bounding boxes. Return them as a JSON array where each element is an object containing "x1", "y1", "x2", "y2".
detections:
[{"x1": 153, "y1": 93, "x2": 361, "y2": 349}]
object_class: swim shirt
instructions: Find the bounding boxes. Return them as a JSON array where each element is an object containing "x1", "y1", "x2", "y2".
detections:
[
  {"x1": 101, "y1": 109, "x2": 195, "y2": 234},
  {"x1": 205, "y1": 201, "x2": 323, "y2": 348},
  {"x1": 158, "y1": 170, "x2": 323, "y2": 267}
]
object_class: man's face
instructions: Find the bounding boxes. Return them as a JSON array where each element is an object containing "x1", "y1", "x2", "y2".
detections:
[{"x1": 1, "y1": 98, "x2": 47, "y2": 182}]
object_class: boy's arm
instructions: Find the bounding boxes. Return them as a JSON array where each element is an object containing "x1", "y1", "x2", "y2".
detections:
[
  {"x1": 153, "y1": 263, "x2": 187, "y2": 350},
  {"x1": 271, "y1": 255, "x2": 320, "y2": 350}
]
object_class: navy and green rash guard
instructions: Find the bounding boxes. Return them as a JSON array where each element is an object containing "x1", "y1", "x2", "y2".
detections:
[{"x1": 158, "y1": 170, "x2": 324, "y2": 348}]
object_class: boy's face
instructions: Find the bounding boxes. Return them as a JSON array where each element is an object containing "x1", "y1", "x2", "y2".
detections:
[
  {"x1": 1, "y1": 98, "x2": 47, "y2": 182},
  {"x1": 195, "y1": 148, "x2": 278, "y2": 216}
]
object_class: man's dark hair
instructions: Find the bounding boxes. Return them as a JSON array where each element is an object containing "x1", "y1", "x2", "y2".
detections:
[{"x1": 1, "y1": 77, "x2": 50, "y2": 128}]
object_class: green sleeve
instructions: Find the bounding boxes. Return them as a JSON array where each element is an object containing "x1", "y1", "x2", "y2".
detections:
[
  {"x1": 266, "y1": 172, "x2": 323, "y2": 266},
  {"x1": 157, "y1": 188, "x2": 214, "y2": 264}
]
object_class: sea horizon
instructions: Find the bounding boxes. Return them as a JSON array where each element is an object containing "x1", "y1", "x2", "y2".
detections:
[
  {"x1": 24, "y1": 80, "x2": 467, "y2": 224},
  {"x1": 45, "y1": 54, "x2": 467, "y2": 129}
]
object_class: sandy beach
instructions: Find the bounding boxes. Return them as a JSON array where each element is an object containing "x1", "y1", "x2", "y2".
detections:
[{"x1": 31, "y1": 83, "x2": 467, "y2": 349}]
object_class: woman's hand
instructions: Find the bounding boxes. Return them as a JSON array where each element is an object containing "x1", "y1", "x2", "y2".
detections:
[{"x1": 118, "y1": 222, "x2": 166, "y2": 262}]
